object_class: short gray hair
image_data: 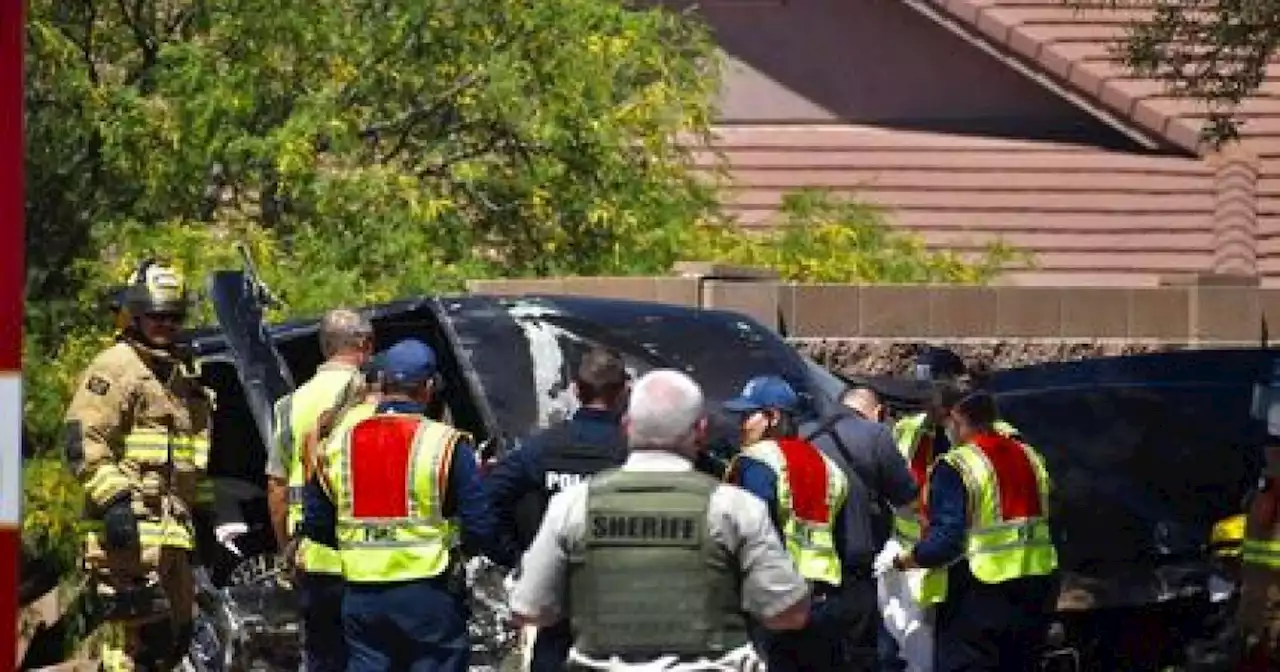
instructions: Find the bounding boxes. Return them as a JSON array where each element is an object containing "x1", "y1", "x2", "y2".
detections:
[
  {"x1": 626, "y1": 369, "x2": 705, "y2": 450},
  {"x1": 319, "y1": 309, "x2": 373, "y2": 358}
]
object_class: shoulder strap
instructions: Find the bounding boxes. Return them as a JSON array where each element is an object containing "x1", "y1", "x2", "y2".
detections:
[{"x1": 804, "y1": 414, "x2": 861, "y2": 479}]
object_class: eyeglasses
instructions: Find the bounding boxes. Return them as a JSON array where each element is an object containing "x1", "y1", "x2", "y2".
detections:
[{"x1": 144, "y1": 312, "x2": 186, "y2": 324}]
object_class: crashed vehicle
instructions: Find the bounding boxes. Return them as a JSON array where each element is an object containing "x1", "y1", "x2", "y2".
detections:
[
  {"x1": 177, "y1": 266, "x2": 847, "y2": 670},
  {"x1": 192, "y1": 263, "x2": 1277, "y2": 671},
  {"x1": 20, "y1": 260, "x2": 1276, "y2": 671}
]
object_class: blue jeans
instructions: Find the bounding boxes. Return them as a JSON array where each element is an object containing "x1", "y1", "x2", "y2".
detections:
[
  {"x1": 343, "y1": 577, "x2": 469, "y2": 672},
  {"x1": 300, "y1": 571, "x2": 347, "y2": 672}
]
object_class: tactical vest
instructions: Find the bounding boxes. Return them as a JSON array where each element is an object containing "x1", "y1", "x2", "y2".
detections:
[
  {"x1": 916, "y1": 431, "x2": 1057, "y2": 606},
  {"x1": 569, "y1": 469, "x2": 748, "y2": 660},
  {"x1": 732, "y1": 438, "x2": 848, "y2": 586},
  {"x1": 328, "y1": 408, "x2": 466, "y2": 583},
  {"x1": 275, "y1": 364, "x2": 362, "y2": 575},
  {"x1": 1244, "y1": 476, "x2": 1280, "y2": 571},
  {"x1": 515, "y1": 419, "x2": 628, "y2": 551},
  {"x1": 541, "y1": 424, "x2": 628, "y2": 498}
]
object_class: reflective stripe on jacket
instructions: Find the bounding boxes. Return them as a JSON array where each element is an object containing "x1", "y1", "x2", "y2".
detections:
[
  {"x1": 732, "y1": 438, "x2": 848, "y2": 586},
  {"x1": 917, "y1": 430, "x2": 1057, "y2": 605},
  {"x1": 1245, "y1": 477, "x2": 1280, "y2": 570},
  {"x1": 327, "y1": 408, "x2": 464, "y2": 583}
]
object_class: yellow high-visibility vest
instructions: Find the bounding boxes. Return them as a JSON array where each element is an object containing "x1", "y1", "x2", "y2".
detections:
[
  {"x1": 916, "y1": 433, "x2": 1057, "y2": 606},
  {"x1": 325, "y1": 407, "x2": 466, "y2": 583},
  {"x1": 272, "y1": 363, "x2": 362, "y2": 575},
  {"x1": 729, "y1": 438, "x2": 848, "y2": 587}
]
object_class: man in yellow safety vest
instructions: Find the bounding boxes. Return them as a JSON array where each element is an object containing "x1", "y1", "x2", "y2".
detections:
[
  {"x1": 878, "y1": 387, "x2": 1058, "y2": 672},
  {"x1": 318, "y1": 338, "x2": 496, "y2": 671},
  {"x1": 266, "y1": 308, "x2": 374, "y2": 671}
]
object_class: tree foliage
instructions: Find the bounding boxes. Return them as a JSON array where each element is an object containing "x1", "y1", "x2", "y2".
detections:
[
  {"x1": 1075, "y1": 0, "x2": 1280, "y2": 144},
  {"x1": 691, "y1": 190, "x2": 1027, "y2": 284},
  {"x1": 21, "y1": 0, "x2": 1028, "y2": 605}
]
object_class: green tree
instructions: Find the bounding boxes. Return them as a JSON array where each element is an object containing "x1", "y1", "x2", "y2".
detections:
[
  {"x1": 1070, "y1": 0, "x2": 1279, "y2": 145},
  {"x1": 20, "y1": 0, "x2": 1027, "y2": 637},
  {"x1": 692, "y1": 189, "x2": 1026, "y2": 284}
]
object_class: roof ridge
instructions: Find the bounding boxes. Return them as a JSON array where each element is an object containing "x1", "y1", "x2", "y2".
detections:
[{"x1": 904, "y1": 0, "x2": 1205, "y2": 154}]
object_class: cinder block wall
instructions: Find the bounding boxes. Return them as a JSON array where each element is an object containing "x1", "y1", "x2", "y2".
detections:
[{"x1": 466, "y1": 266, "x2": 1280, "y2": 378}]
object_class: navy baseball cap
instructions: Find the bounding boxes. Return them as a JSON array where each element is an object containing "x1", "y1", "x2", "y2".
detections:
[
  {"x1": 723, "y1": 375, "x2": 800, "y2": 413},
  {"x1": 379, "y1": 338, "x2": 439, "y2": 384}
]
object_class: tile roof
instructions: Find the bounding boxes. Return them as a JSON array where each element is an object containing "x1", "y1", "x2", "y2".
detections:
[
  {"x1": 904, "y1": 0, "x2": 1280, "y2": 156},
  {"x1": 696, "y1": 125, "x2": 1218, "y2": 286}
]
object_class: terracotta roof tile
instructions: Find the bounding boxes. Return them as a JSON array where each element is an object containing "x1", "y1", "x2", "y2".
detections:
[{"x1": 694, "y1": 125, "x2": 1217, "y2": 286}]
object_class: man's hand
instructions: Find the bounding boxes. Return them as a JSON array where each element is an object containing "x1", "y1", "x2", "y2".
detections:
[
  {"x1": 874, "y1": 539, "x2": 903, "y2": 577},
  {"x1": 103, "y1": 497, "x2": 140, "y2": 551},
  {"x1": 266, "y1": 476, "x2": 290, "y2": 551}
]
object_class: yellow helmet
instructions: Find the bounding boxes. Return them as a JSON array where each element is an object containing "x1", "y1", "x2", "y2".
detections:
[{"x1": 116, "y1": 258, "x2": 190, "y2": 320}]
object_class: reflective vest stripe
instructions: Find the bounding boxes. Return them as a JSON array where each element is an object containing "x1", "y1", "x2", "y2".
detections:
[
  {"x1": 735, "y1": 438, "x2": 847, "y2": 586},
  {"x1": 1243, "y1": 539, "x2": 1280, "y2": 569},
  {"x1": 916, "y1": 433, "x2": 1057, "y2": 605},
  {"x1": 892, "y1": 413, "x2": 930, "y2": 545},
  {"x1": 330, "y1": 412, "x2": 461, "y2": 583}
]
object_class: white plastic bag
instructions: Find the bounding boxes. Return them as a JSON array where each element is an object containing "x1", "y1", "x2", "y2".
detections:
[
  {"x1": 565, "y1": 643, "x2": 765, "y2": 671},
  {"x1": 875, "y1": 540, "x2": 934, "y2": 672}
]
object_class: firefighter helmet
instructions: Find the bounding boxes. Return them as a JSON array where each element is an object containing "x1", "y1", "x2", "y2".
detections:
[{"x1": 119, "y1": 258, "x2": 190, "y2": 317}]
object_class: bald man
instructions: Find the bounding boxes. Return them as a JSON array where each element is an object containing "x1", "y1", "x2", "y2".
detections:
[{"x1": 843, "y1": 387, "x2": 885, "y2": 424}]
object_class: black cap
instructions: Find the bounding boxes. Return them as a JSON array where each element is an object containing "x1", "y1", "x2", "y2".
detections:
[{"x1": 914, "y1": 346, "x2": 967, "y2": 382}]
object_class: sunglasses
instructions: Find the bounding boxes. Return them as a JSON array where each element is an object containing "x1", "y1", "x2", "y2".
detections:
[{"x1": 144, "y1": 312, "x2": 186, "y2": 324}]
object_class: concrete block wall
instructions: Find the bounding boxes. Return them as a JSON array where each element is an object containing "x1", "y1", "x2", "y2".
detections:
[{"x1": 466, "y1": 267, "x2": 1280, "y2": 378}]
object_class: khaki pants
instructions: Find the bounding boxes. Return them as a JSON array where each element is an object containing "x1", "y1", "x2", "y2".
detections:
[{"x1": 89, "y1": 543, "x2": 195, "y2": 671}]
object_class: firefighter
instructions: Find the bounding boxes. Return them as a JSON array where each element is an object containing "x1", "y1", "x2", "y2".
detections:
[
  {"x1": 64, "y1": 259, "x2": 213, "y2": 671},
  {"x1": 1239, "y1": 445, "x2": 1280, "y2": 670},
  {"x1": 265, "y1": 308, "x2": 374, "y2": 672},
  {"x1": 724, "y1": 375, "x2": 876, "y2": 670},
  {"x1": 317, "y1": 338, "x2": 496, "y2": 671},
  {"x1": 484, "y1": 345, "x2": 630, "y2": 670},
  {"x1": 879, "y1": 387, "x2": 1058, "y2": 672},
  {"x1": 509, "y1": 369, "x2": 811, "y2": 670}
]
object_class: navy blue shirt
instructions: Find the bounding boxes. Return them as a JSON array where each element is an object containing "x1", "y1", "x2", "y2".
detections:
[
  {"x1": 911, "y1": 460, "x2": 968, "y2": 568},
  {"x1": 300, "y1": 399, "x2": 498, "y2": 562},
  {"x1": 484, "y1": 407, "x2": 625, "y2": 568}
]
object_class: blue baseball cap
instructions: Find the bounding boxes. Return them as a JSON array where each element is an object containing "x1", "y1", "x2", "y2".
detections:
[
  {"x1": 723, "y1": 375, "x2": 800, "y2": 414},
  {"x1": 379, "y1": 338, "x2": 439, "y2": 385}
]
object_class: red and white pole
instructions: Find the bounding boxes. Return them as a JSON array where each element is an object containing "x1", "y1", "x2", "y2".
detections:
[{"x1": 0, "y1": 0, "x2": 24, "y2": 669}]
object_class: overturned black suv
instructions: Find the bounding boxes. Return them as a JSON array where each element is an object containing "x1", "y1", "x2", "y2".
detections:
[{"x1": 21, "y1": 263, "x2": 1280, "y2": 671}]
